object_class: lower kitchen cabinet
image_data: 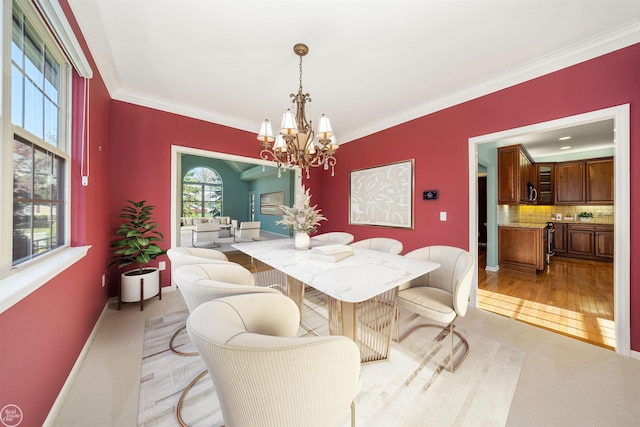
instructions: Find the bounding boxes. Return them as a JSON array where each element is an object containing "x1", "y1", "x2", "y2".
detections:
[
  {"x1": 552, "y1": 223, "x2": 567, "y2": 255},
  {"x1": 565, "y1": 223, "x2": 614, "y2": 261},
  {"x1": 498, "y1": 226, "x2": 545, "y2": 273}
]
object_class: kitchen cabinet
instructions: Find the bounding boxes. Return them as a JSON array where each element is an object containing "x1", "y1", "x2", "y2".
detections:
[
  {"x1": 552, "y1": 222, "x2": 567, "y2": 254},
  {"x1": 567, "y1": 223, "x2": 614, "y2": 260},
  {"x1": 536, "y1": 163, "x2": 554, "y2": 205},
  {"x1": 586, "y1": 158, "x2": 614, "y2": 205},
  {"x1": 554, "y1": 157, "x2": 613, "y2": 205},
  {"x1": 498, "y1": 144, "x2": 535, "y2": 205},
  {"x1": 596, "y1": 228, "x2": 614, "y2": 259},
  {"x1": 554, "y1": 161, "x2": 585, "y2": 204},
  {"x1": 498, "y1": 226, "x2": 545, "y2": 273}
]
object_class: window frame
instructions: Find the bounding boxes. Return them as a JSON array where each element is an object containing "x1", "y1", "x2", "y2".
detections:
[
  {"x1": 0, "y1": 0, "x2": 88, "y2": 314},
  {"x1": 182, "y1": 166, "x2": 224, "y2": 218}
]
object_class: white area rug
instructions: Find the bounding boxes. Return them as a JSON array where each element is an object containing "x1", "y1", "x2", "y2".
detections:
[{"x1": 138, "y1": 289, "x2": 524, "y2": 426}]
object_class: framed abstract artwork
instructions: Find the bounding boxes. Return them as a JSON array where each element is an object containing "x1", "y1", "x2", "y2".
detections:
[
  {"x1": 349, "y1": 159, "x2": 414, "y2": 228},
  {"x1": 260, "y1": 191, "x2": 285, "y2": 215}
]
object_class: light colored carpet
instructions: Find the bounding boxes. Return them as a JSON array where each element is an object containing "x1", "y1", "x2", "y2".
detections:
[{"x1": 138, "y1": 289, "x2": 524, "y2": 426}]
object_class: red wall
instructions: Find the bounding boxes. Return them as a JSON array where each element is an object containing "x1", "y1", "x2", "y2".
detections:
[
  {"x1": 2, "y1": 3, "x2": 638, "y2": 422},
  {"x1": 107, "y1": 103, "x2": 257, "y2": 292},
  {"x1": 0, "y1": 3, "x2": 112, "y2": 426},
  {"x1": 320, "y1": 43, "x2": 640, "y2": 349}
]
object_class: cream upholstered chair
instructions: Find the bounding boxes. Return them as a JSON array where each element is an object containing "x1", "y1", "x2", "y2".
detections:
[
  {"x1": 166, "y1": 247, "x2": 229, "y2": 355},
  {"x1": 187, "y1": 293, "x2": 361, "y2": 427},
  {"x1": 167, "y1": 247, "x2": 228, "y2": 280},
  {"x1": 397, "y1": 245, "x2": 474, "y2": 372},
  {"x1": 350, "y1": 237, "x2": 403, "y2": 255},
  {"x1": 311, "y1": 232, "x2": 355, "y2": 245},
  {"x1": 174, "y1": 263, "x2": 282, "y2": 426},
  {"x1": 191, "y1": 222, "x2": 221, "y2": 246},
  {"x1": 234, "y1": 221, "x2": 261, "y2": 241}
]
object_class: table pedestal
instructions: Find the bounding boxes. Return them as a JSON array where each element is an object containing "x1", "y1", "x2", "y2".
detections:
[
  {"x1": 327, "y1": 287, "x2": 398, "y2": 363},
  {"x1": 251, "y1": 259, "x2": 305, "y2": 316},
  {"x1": 249, "y1": 253, "x2": 400, "y2": 363}
]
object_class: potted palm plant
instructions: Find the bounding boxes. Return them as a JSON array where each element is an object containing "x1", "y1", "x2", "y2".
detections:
[{"x1": 110, "y1": 200, "x2": 166, "y2": 310}]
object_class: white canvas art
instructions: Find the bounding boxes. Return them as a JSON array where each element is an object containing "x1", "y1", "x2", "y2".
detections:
[{"x1": 349, "y1": 160, "x2": 414, "y2": 228}]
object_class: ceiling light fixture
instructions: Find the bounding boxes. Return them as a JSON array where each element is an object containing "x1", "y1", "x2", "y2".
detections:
[
  {"x1": 560, "y1": 146, "x2": 571, "y2": 150},
  {"x1": 558, "y1": 136, "x2": 572, "y2": 141},
  {"x1": 257, "y1": 43, "x2": 338, "y2": 179}
]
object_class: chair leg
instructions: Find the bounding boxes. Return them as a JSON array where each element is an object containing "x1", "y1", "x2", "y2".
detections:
[
  {"x1": 176, "y1": 369, "x2": 208, "y2": 427},
  {"x1": 169, "y1": 323, "x2": 199, "y2": 357},
  {"x1": 398, "y1": 320, "x2": 469, "y2": 372},
  {"x1": 351, "y1": 401, "x2": 356, "y2": 427}
]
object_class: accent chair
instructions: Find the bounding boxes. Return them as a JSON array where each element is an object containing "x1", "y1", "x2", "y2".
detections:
[
  {"x1": 187, "y1": 292, "x2": 361, "y2": 427},
  {"x1": 397, "y1": 245, "x2": 474, "y2": 372}
]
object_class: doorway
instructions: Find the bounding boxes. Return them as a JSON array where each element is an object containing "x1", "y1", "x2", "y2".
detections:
[{"x1": 467, "y1": 105, "x2": 630, "y2": 355}]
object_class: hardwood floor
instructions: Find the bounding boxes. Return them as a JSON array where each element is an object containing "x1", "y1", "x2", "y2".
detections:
[
  {"x1": 478, "y1": 249, "x2": 615, "y2": 349},
  {"x1": 228, "y1": 249, "x2": 615, "y2": 349}
]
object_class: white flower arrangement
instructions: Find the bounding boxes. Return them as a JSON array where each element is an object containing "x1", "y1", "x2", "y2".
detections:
[{"x1": 276, "y1": 186, "x2": 327, "y2": 234}]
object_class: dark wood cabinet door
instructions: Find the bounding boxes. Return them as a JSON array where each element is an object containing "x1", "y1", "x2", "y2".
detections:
[
  {"x1": 568, "y1": 227, "x2": 594, "y2": 256},
  {"x1": 552, "y1": 223, "x2": 566, "y2": 254},
  {"x1": 586, "y1": 158, "x2": 614, "y2": 205},
  {"x1": 596, "y1": 230, "x2": 614, "y2": 259},
  {"x1": 498, "y1": 146, "x2": 518, "y2": 204},
  {"x1": 554, "y1": 162, "x2": 585, "y2": 204}
]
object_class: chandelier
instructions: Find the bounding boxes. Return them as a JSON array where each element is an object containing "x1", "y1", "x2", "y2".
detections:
[{"x1": 257, "y1": 43, "x2": 338, "y2": 178}]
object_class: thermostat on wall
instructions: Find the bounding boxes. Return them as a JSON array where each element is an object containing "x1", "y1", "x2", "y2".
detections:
[{"x1": 423, "y1": 190, "x2": 438, "y2": 200}]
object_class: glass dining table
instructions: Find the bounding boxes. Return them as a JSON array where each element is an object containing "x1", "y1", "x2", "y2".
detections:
[{"x1": 232, "y1": 238, "x2": 439, "y2": 363}]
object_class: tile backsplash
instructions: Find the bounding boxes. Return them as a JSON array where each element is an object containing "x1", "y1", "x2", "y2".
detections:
[{"x1": 498, "y1": 205, "x2": 615, "y2": 224}]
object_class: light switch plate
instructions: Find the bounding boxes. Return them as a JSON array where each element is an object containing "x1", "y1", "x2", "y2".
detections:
[{"x1": 440, "y1": 212, "x2": 447, "y2": 221}]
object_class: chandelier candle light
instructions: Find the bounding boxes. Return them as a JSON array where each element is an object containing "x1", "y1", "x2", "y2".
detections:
[{"x1": 258, "y1": 43, "x2": 338, "y2": 178}]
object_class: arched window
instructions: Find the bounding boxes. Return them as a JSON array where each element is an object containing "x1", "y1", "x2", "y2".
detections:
[{"x1": 182, "y1": 167, "x2": 223, "y2": 217}]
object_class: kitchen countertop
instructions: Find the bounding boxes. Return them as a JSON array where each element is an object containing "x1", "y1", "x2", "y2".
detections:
[
  {"x1": 499, "y1": 220, "x2": 614, "y2": 228},
  {"x1": 498, "y1": 222, "x2": 547, "y2": 229}
]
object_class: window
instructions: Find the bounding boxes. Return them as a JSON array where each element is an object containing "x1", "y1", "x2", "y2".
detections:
[
  {"x1": 1, "y1": 0, "x2": 92, "y2": 312},
  {"x1": 4, "y1": 0, "x2": 70, "y2": 267},
  {"x1": 182, "y1": 167, "x2": 223, "y2": 217}
]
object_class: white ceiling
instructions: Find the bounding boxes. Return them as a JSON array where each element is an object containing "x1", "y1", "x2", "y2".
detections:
[{"x1": 68, "y1": 0, "x2": 640, "y2": 148}]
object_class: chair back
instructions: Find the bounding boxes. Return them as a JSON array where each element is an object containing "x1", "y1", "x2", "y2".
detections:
[
  {"x1": 193, "y1": 222, "x2": 220, "y2": 245},
  {"x1": 236, "y1": 221, "x2": 261, "y2": 240},
  {"x1": 174, "y1": 263, "x2": 278, "y2": 313},
  {"x1": 167, "y1": 247, "x2": 228, "y2": 284},
  {"x1": 350, "y1": 237, "x2": 403, "y2": 255},
  {"x1": 311, "y1": 232, "x2": 355, "y2": 245},
  {"x1": 404, "y1": 245, "x2": 474, "y2": 316},
  {"x1": 187, "y1": 293, "x2": 361, "y2": 427}
]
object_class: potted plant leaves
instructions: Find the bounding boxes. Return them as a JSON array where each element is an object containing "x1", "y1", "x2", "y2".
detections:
[
  {"x1": 110, "y1": 200, "x2": 166, "y2": 310},
  {"x1": 578, "y1": 211, "x2": 594, "y2": 222}
]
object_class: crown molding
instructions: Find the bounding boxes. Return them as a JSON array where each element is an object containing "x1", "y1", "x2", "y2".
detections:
[{"x1": 340, "y1": 22, "x2": 640, "y2": 144}]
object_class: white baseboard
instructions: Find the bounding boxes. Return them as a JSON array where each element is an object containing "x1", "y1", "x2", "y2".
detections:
[
  {"x1": 630, "y1": 349, "x2": 640, "y2": 361},
  {"x1": 42, "y1": 299, "x2": 110, "y2": 426},
  {"x1": 485, "y1": 265, "x2": 500, "y2": 272}
]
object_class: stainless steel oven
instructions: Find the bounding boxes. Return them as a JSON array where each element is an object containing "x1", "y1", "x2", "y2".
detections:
[{"x1": 545, "y1": 221, "x2": 555, "y2": 264}]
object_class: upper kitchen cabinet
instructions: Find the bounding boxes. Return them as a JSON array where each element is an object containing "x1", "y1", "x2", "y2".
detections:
[
  {"x1": 498, "y1": 144, "x2": 535, "y2": 205},
  {"x1": 586, "y1": 157, "x2": 614, "y2": 205},
  {"x1": 554, "y1": 157, "x2": 613, "y2": 205},
  {"x1": 536, "y1": 163, "x2": 554, "y2": 205},
  {"x1": 554, "y1": 161, "x2": 585, "y2": 204}
]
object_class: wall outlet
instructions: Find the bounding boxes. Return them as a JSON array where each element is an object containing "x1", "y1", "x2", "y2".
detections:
[
  {"x1": 159, "y1": 261, "x2": 166, "y2": 271},
  {"x1": 440, "y1": 212, "x2": 447, "y2": 221},
  {"x1": 101, "y1": 274, "x2": 105, "y2": 287}
]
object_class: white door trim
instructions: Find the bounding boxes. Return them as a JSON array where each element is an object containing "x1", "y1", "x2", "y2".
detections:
[{"x1": 467, "y1": 104, "x2": 630, "y2": 355}]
